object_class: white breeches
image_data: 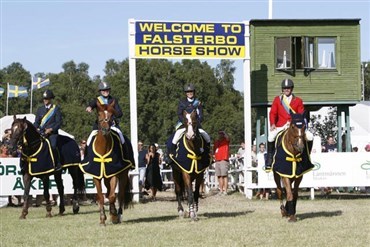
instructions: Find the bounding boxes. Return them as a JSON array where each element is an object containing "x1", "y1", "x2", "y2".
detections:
[
  {"x1": 87, "y1": 127, "x2": 125, "y2": 146},
  {"x1": 268, "y1": 124, "x2": 313, "y2": 142},
  {"x1": 172, "y1": 128, "x2": 210, "y2": 144}
]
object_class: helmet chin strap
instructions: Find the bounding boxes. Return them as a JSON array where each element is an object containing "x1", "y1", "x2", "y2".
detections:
[{"x1": 187, "y1": 97, "x2": 194, "y2": 102}]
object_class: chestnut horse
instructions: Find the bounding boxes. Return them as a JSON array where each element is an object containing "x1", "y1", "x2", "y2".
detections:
[
  {"x1": 8, "y1": 116, "x2": 84, "y2": 219},
  {"x1": 80, "y1": 100, "x2": 132, "y2": 225},
  {"x1": 271, "y1": 113, "x2": 314, "y2": 222},
  {"x1": 168, "y1": 110, "x2": 211, "y2": 221}
]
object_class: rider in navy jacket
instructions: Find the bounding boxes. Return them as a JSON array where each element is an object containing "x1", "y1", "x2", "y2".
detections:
[{"x1": 34, "y1": 89, "x2": 62, "y2": 168}]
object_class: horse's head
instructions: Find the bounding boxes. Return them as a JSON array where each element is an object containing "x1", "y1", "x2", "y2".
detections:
[
  {"x1": 288, "y1": 113, "x2": 306, "y2": 153},
  {"x1": 183, "y1": 110, "x2": 198, "y2": 140},
  {"x1": 8, "y1": 116, "x2": 27, "y2": 156},
  {"x1": 96, "y1": 100, "x2": 116, "y2": 136}
]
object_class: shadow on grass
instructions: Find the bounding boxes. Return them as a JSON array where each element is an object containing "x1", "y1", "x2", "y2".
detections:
[
  {"x1": 298, "y1": 210, "x2": 343, "y2": 221},
  {"x1": 202, "y1": 210, "x2": 254, "y2": 218}
]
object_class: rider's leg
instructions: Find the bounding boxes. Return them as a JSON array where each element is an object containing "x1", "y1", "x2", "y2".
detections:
[
  {"x1": 199, "y1": 128, "x2": 210, "y2": 154},
  {"x1": 49, "y1": 134, "x2": 60, "y2": 171},
  {"x1": 305, "y1": 129, "x2": 314, "y2": 154},
  {"x1": 171, "y1": 128, "x2": 185, "y2": 155},
  {"x1": 111, "y1": 126, "x2": 125, "y2": 144},
  {"x1": 266, "y1": 129, "x2": 278, "y2": 171}
]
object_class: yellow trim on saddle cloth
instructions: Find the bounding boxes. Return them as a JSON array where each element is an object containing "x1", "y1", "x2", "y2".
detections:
[
  {"x1": 171, "y1": 135, "x2": 207, "y2": 174},
  {"x1": 22, "y1": 138, "x2": 55, "y2": 176}
]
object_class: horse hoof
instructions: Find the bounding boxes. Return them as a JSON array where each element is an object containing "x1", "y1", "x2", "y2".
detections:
[
  {"x1": 288, "y1": 216, "x2": 297, "y2": 223},
  {"x1": 280, "y1": 205, "x2": 288, "y2": 217},
  {"x1": 19, "y1": 215, "x2": 26, "y2": 220},
  {"x1": 73, "y1": 206, "x2": 80, "y2": 214},
  {"x1": 45, "y1": 213, "x2": 53, "y2": 218}
]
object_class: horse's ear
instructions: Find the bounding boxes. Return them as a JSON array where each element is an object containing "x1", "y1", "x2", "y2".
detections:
[{"x1": 13, "y1": 115, "x2": 17, "y2": 121}]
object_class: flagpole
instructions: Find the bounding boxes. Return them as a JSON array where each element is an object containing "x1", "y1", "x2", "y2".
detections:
[
  {"x1": 30, "y1": 75, "x2": 33, "y2": 113},
  {"x1": 6, "y1": 83, "x2": 9, "y2": 116}
]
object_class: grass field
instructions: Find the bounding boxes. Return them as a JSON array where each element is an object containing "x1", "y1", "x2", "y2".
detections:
[{"x1": 1, "y1": 191, "x2": 369, "y2": 247}]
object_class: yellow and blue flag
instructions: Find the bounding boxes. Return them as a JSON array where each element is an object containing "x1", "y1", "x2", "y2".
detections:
[
  {"x1": 0, "y1": 87, "x2": 4, "y2": 97},
  {"x1": 32, "y1": 77, "x2": 50, "y2": 90},
  {"x1": 8, "y1": 84, "x2": 28, "y2": 98}
]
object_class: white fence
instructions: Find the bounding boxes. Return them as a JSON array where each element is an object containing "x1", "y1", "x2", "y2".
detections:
[{"x1": 1, "y1": 153, "x2": 369, "y2": 199}]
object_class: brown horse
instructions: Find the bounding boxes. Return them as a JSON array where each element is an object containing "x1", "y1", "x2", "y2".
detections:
[
  {"x1": 168, "y1": 110, "x2": 211, "y2": 221},
  {"x1": 272, "y1": 113, "x2": 313, "y2": 222},
  {"x1": 8, "y1": 116, "x2": 84, "y2": 219},
  {"x1": 80, "y1": 100, "x2": 132, "y2": 225}
]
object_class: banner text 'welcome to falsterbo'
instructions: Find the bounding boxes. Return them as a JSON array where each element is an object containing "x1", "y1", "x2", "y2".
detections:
[{"x1": 135, "y1": 21, "x2": 245, "y2": 59}]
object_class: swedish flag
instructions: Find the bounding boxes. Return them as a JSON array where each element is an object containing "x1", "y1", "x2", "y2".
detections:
[
  {"x1": 8, "y1": 84, "x2": 28, "y2": 98},
  {"x1": 32, "y1": 77, "x2": 50, "y2": 90}
]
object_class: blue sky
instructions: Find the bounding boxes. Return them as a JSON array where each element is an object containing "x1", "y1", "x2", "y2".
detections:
[{"x1": 1, "y1": 0, "x2": 369, "y2": 91}]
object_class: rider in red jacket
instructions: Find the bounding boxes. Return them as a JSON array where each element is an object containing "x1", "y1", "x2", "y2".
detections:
[{"x1": 265, "y1": 78, "x2": 313, "y2": 171}]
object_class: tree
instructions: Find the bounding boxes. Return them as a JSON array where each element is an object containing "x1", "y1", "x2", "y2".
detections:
[
  {"x1": 310, "y1": 107, "x2": 337, "y2": 144},
  {"x1": 363, "y1": 62, "x2": 370, "y2": 100}
]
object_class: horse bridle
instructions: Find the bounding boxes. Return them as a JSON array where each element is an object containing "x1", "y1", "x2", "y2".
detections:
[
  {"x1": 185, "y1": 111, "x2": 198, "y2": 140},
  {"x1": 290, "y1": 124, "x2": 305, "y2": 152},
  {"x1": 98, "y1": 110, "x2": 113, "y2": 134}
]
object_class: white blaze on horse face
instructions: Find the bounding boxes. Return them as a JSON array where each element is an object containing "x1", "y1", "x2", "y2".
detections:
[
  {"x1": 185, "y1": 113, "x2": 195, "y2": 139},
  {"x1": 104, "y1": 110, "x2": 108, "y2": 122}
]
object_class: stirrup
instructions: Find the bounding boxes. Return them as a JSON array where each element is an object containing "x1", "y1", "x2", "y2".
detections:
[{"x1": 264, "y1": 165, "x2": 272, "y2": 172}]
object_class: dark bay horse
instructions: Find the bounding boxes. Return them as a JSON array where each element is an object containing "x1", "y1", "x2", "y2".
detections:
[
  {"x1": 80, "y1": 100, "x2": 133, "y2": 225},
  {"x1": 8, "y1": 116, "x2": 84, "y2": 219},
  {"x1": 168, "y1": 110, "x2": 211, "y2": 221},
  {"x1": 271, "y1": 113, "x2": 314, "y2": 222}
]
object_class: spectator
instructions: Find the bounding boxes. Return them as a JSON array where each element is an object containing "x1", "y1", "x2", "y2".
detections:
[
  {"x1": 2, "y1": 129, "x2": 11, "y2": 146},
  {"x1": 213, "y1": 130, "x2": 230, "y2": 196},
  {"x1": 236, "y1": 141, "x2": 245, "y2": 168},
  {"x1": 255, "y1": 143, "x2": 270, "y2": 200},
  {"x1": 144, "y1": 144, "x2": 163, "y2": 201},
  {"x1": 251, "y1": 144, "x2": 257, "y2": 167},
  {"x1": 322, "y1": 135, "x2": 337, "y2": 152},
  {"x1": 365, "y1": 143, "x2": 370, "y2": 152},
  {"x1": 321, "y1": 135, "x2": 337, "y2": 194},
  {"x1": 138, "y1": 141, "x2": 148, "y2": 197}
]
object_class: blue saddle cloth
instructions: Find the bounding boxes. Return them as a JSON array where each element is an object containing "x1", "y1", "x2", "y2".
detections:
[
  {"x1": 272, "y1": 131, "x2": 314, "y2": 178},
  {"x1": 57, "y1": 135, "x2": 81, "y2": 168},
  {"x1": 169, "y1": 134, "x2": 211, "y2": 174},
  {"x1": 21, "y1": 138, "x2": 55, "y2": 176},
  {"x1": 80, "y1": 131, "x2": 134, "y2": 179}
]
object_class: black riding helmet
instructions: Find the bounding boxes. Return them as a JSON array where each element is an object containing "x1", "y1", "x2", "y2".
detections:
[
  {"x1": 42, "y1": 89, "x2": 55, "y2": 99},
  {"x1": 281, "y1": 78, "x2": 294, "y2": 89},
  {"x1": 184, "y1": 83, "x2": 195, "y2": 92},
  {"x1": 98, "y1": 81, "x2": 111, "y2": 91}
]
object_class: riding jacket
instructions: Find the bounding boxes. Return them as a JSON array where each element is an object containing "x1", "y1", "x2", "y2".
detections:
[
  {"x1": 88, "y1": 95, "x2": 123, "y2": 129},
  {"x1": 177, "y1": 98, "x2": 203, "y2": 125},
  {"x1": 269, "y1": 94, "x2": 304, "y2": 128},
  {"x1": 34, "y1": 104, "x2": 62, "y2": 135}
]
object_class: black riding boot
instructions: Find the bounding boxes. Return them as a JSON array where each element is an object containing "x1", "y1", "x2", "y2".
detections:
[
  {"x1": 265, "y1": 141, "x2": 275, "y2": 171},
  {"x1": 170, "y1": 143, "x2": 177, "y2": 156},
  {"x1": 53, "y1": 149, "x2": 61, "y2": 171},
  {"x1": 307, "y1": 140, "x2": 313, "y2": 154},
  {"x1": 122, "y1": 142, "x2": 135, "y2": 167}
]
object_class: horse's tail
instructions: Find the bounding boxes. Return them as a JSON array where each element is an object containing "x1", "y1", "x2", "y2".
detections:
[
  {"x1": 123, "y1": 178, "x2": 133, "y2": 209},
  {"x1": 75, "y1": 166, "x2": 86, "y2": 195}
]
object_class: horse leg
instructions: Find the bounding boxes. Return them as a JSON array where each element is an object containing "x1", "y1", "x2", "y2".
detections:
[
  {"x1": 93, "y1": 178, "x2": 106, "y2": 226},
  {"x1": 54, "y1": 170, "x2": 65, "y2": 215},
  {"x1": 107, "y1": 177, "x2": 119, "y2": 224},
  {"x1": 281, "y1": 177, "x2": 296, "y2": 222},
  {"x1": 41, "y1": 176, "x2": 53, "y2": 218},
  {"x1": 194, "y1": 174, "x2": 203, "y2": 214},
  {"x1": 292, "y1": 176, "x2": 303, "y2": 220},
  {"x1": 69, "y1": 166, "x2": 80, "y2": 214},
  {"x1": 274, "y1": 172, "x2": 288, "y2": 217},
  {"x1": 20, "y1": 173, "x2": 32, "y2": 219},
  {"x1": 172, "y1": 169, "x2": 184, "y2": 217},
  {"x1": 183, "y1": 173, "x2": 196, "y2": 221}
]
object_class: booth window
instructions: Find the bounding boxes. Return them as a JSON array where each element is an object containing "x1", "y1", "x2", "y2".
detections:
[{"x1": 275, "y1": 36, "x2": 336, "y2": 71}]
